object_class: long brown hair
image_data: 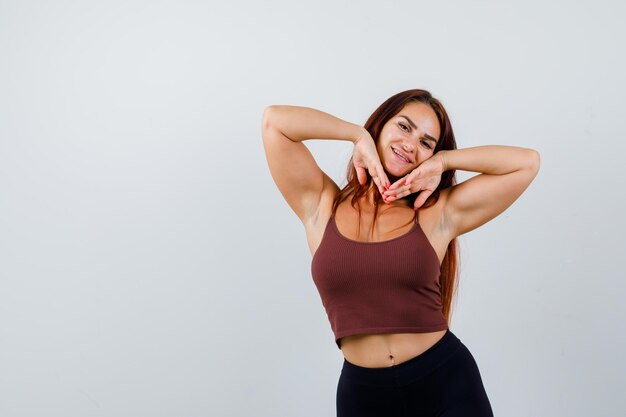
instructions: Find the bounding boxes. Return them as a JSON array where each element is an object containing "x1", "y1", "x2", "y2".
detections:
[{"x1": 331, "y1": 88, "x2": 460, "y2": 324}]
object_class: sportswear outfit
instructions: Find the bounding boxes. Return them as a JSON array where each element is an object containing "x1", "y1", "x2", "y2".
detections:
[{"x1": 311, "y1": 209, "x2": 494, "y2": 416}]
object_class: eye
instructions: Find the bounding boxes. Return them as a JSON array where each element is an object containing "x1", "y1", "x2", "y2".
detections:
[{"x1": 399, "y1": 122, "x2": 433, "y2": 150}]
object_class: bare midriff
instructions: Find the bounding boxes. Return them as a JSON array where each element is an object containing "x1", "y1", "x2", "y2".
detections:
[{"x1": 340, "y1": 329, "x2": 448, "y2": 368}]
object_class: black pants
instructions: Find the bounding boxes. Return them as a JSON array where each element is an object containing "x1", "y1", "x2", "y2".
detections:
[{"x1": 336, "y1": 330, "x2": 494, "y2": 417}]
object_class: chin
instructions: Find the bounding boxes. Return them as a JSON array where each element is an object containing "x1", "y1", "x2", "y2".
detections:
[
  {"x1": 383, "y1": 161, "x2": 411, "y2": 178},
  {"x1": 382, "y1": 168, "x2": 404, "y2": 183}
]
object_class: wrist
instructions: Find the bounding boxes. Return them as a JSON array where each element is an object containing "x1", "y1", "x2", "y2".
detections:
[
  {"x1": 437, "y1": 150, "x2": 448, "y2": 172},
  {"x1": 353, "y1": 126, "x2": 370, "y2": 144}
]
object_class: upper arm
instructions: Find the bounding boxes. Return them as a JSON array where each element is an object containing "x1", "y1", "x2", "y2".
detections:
[
  {"x1": 262, "y1": 106, "x2": 338, "y2": 224},
  {"x1": 441, "y1": 150, "x2": 541, "y2": 238}
]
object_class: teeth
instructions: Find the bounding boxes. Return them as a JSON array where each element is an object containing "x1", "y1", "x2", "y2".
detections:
[{"x1": 393, "y1": 148, "x2": 409, "y2": 162}]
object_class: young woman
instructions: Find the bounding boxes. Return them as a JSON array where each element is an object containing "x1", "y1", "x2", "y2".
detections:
[{"x1": 261, "y1": 89, "x2": 540, "y2": 417}]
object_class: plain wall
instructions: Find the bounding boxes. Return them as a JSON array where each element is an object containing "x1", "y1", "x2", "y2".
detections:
[{"x1": 0, "y1": 0, "x2": 624, "y2": 416}]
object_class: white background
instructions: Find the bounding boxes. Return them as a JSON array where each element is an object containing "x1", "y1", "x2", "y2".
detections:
[{"x1": 1, "y1": 1, "x2": 624, "y2": 416}]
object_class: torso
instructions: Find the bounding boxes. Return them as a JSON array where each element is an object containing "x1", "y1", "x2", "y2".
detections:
[{"x1": 305, "y1": 187, "x2": 453, "y2": 368}]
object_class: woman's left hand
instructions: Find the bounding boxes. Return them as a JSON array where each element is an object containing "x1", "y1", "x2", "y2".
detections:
[{"x1": 382, "y1": 153, "x2": 446, "y2": 210}]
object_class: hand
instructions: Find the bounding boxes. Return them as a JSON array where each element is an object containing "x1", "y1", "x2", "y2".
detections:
[
  {"x1": 352, "y1": 130, "x2": 391, "y2": 197},
  {"x1": 382, "y1": 152, "x2": 446, "y2": 209}
]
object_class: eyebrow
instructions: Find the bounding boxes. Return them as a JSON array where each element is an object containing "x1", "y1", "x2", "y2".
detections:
[{"x1": 398, "y1": 115, "x2": 438, "y2": 144}]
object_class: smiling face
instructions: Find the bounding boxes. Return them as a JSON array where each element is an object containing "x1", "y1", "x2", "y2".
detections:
[{"x1": 376, "y1": 101, "x2": 441, "y2": 177}]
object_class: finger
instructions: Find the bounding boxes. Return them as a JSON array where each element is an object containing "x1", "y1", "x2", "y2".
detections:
[
  {"x1": 407, "y1": 167, "x2": 422, "y2": 185},
  {"x1": 386, "y1": 186, "x2": 409, "y2": 201},
  {"x1": 378, "y1": 165, "x2": 391, "y2": 190},
  {"x1": 370, "y1": 166, "x2": 383, "y2": 196},
  {"x1": 389, "y1": 176, "x2": 405, "y2": 190},
  {"x1": 372, "y1": 175, "x2": 384, "y2": 196},
  {"x1": 355, "y1": 166, "x2": 366, "y2": 185},
  {"x1": 403, "y1": 172, "x2": 415, "y2": 187},
  {"x1": 386, "y1": 185, "x2": 410, "y2": 195},
  {"x1": 386, "y1": 179, "x2": 409, "y2": 196},
  {"x1": 370, "y1": 165, "x2": 380, "y2": 192},
  {"x1": 413, "y1": 190, "x2": 431, "y2": 210},
  {"x1": 371, "y1": 174, "x2": 378, "y2": 190}
]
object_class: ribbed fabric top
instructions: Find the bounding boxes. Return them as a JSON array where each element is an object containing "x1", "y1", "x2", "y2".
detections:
[{"x1": 311, "y1": 209, "x2": 448, "y2": 350}]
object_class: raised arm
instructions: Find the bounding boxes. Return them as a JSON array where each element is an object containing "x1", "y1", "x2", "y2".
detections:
[
  {"x1": 438, "y1": 146, "x2": 541, "y2": 238},
  {"x1": 261, "y1": 105, "x2": 365, "y2": 224}
]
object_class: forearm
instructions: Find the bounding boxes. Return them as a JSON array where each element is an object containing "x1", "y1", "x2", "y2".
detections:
[
  {"x1": 439, "y1": 146, "x2": 540, "y2": 175},
  {"x1": 263, "y1": 105, "x2": 366, "y2": 143}
]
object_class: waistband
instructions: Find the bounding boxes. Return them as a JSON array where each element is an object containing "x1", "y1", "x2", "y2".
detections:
[{"x1": 340, "y1": 329, "x2": 462, "y2": 387}]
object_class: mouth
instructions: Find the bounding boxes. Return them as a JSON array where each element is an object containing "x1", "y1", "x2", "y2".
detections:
[{"x1": 391, "y1": 147, "x2": 411, "y2": 164}]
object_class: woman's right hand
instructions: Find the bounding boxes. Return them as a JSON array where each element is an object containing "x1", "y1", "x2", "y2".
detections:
[{"x1": 352, "y1": 130, "x2": 391, "y2": 198}]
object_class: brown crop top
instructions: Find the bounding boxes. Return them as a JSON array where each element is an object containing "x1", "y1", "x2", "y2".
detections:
[{"x1": 310, "y1": 208, "x2": 448, "y2": 350}]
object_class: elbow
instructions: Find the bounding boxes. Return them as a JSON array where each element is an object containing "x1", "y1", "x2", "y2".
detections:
[
  {"x1": 532, "y1": 149, "x2": 541, "y2": 169},
  {"x1": 262, "y1": 105, "x2": 285, "y2": 131},
  {"x1": 527, "y1": 149, "x2": 541, "y2": 173},
  {"x1": 262, "y1": 106, "x2": 276, "y2": 131}
]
